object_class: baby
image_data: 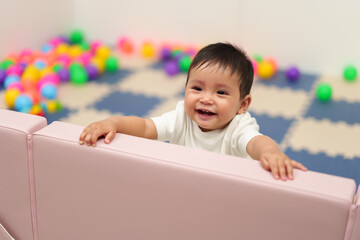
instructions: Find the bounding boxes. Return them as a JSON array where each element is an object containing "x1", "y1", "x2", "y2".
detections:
[{"x1": 79, "y1": 42, "x2": 307, "y2": 180}]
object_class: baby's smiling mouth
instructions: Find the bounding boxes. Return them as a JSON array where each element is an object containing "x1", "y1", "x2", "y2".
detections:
[{"x1": 196, "y1": 109, "x2": 216, "y2": 116}]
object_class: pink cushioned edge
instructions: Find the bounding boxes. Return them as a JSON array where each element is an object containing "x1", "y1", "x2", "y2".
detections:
[
  {"x1": 34, "y1": 121, "x2": 356, "y2": 205},
  {"x1": 0, "y1": 109, "x2": 47, "y2": 134}
]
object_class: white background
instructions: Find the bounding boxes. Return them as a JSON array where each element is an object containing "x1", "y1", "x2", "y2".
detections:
[{"x1": 1, "y1": 0, "x2": 359, "y2": 76}]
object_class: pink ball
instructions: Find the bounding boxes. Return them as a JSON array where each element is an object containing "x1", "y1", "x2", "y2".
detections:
[
  {"x1": 77, "y1": 52, "x2": 92, "y2": 66},
  {"x1": 49, "y1": 37, "x2": 63, "y2": 47},
  {"x1": 20, "y1": 49, "x2": 33, "y2": 59},
  {"x1": 6, "y1": 65, "x2": 23, "y2": 76},
  {"x1": 7, "y1": 82, "x2": 24, "y2": 92},
  {"x1": 37, "y1": 74, "x2": 60, "y2": 90},
  {"x1": 251, "y1": 59, "x2": 258, "y2": 74},
  {"x1": 57, "y1": 54, "x2": 71, "y2": 66},
  {"x1": 90, "y1": 40, "x2": 102, "y2": 54}
]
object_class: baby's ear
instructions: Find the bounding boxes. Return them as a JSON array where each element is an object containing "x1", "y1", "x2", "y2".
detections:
[{"x1": 237, "y1": 95, "x2": 251, "y2": 114}]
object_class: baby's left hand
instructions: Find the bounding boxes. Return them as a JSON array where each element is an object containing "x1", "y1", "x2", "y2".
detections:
[{"x1": 259, "y1": 150, "x2": 307, "y2": 180}]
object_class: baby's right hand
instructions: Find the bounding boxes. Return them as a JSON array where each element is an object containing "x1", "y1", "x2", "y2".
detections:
[{"x1": 79, "y1": 118, "x2": 118, "y2": 146}]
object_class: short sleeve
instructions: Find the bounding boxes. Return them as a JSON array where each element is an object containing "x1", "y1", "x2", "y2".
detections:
[{"x1": 151, "y1": 101, "x2": 185, "y2": 142}]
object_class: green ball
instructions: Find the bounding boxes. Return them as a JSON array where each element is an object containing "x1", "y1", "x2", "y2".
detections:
[
  {"x1": 253, "y1": 54, "x2": 263, "y2": 63},
  {"x1": 316, "y1": 83, "x2": 332, "y2": 102},
  {"x1": 80, "y1": 42, "x2": 90, "y2": 51},
  {"x1": 343, "y1": 65, "x2": 357, "y2": 82},
  {"x1": 69, "y1": 62, "x2": 83, "y2": 73},
  {"x1": 0, "y1": 59, "x2": 14, "y2": 70},
  {"x1": 179, "y1": 55, "x2": 192, "y2": 72},
  {"x1": 70, "y1": 30, "x2": 84, "y2": 44},
  {"x1": 52, "y1": 64, "x2": 63, "y2": 73},
  {"x1": 70, "y1": 68, "x2": 88, "y2": 85},
  {"x1": 105, "y1": 56, "x2": 119, "y2": 72}
]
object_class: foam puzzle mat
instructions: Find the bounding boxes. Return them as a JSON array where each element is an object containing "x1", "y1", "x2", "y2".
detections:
[{"x1": 1, "y1": 56, "x2": 359, "y2": 186}]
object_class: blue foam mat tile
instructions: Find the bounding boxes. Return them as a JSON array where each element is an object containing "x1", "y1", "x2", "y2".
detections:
[
  {"x1": 95, "y1": 69, "x2": 133, "y2": 85},
  {"x1": 285, "y1": 147, "x2": 360, "y2": 186},
  {"x1": 305, "y1": 99, "x2": 360, "y2": 125},
  {"x1": 257, "y1": 70, "x2": 318, "y2": 92},
  {"x1": 249, "y1": 111, "x2": 294, "y2": 144},
  {"x1": 93, "y1": 91, "x2": 162, "y2": 117},
  {"x1": 44, "y1": 107, "x2": 74, "y2": 124}
]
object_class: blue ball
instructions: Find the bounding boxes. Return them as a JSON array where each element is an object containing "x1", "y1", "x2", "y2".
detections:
[
  {"x1": 41, "y1": 44, "x2": 53, "y2": 53},
  {"x1": 14, "y1": 95, "x2": 33, "y2": 112},
  {"x1": 41, "y1": 84, "x2": 58, "y2": 99},
  {"x1": 4, "y1": 75, "x2": 20, "y2": 89}
]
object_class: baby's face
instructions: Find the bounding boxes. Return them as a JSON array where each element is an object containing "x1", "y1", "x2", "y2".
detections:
[{"x1": 184, "y1": 65, "x2": 244, "y2": 132}]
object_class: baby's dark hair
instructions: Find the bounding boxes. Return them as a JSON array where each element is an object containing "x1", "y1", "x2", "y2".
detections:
[{"x1": 186, "y1": 42, "x2": 254, "y2": 99}]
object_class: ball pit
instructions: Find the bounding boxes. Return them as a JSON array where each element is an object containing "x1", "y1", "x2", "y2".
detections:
[{"x1": 0, "y1": 30, "x2": 120, "y2": 116}]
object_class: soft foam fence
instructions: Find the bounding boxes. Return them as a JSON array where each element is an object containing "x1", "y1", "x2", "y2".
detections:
[{"x1": 0, "y1": 109, "x2": 359, "y2": 240}]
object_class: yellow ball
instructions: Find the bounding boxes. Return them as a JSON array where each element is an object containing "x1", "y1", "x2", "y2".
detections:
[
  {"x1": 47, "y1": 100, "x2": 58, "y2": 113},
  {"x1": 5, "y1": 88, "x2": 21, "y2": 108},
  {"x1": 69, "y1": 45, "x2": 83, "y2": 58},
  {"x1": 29, "y1": 104, "x2": 43, "y2": 115},
  {"x1": 40, "y1": 67, "x2": 54, "y2": 78},
  {"x1": 91, "y1": 57, "x2": 105, "y2": 73},
  {"x1": 96, "y1": 46, "x2": 111, "y2": 60},
  {"x1": 23, "y1": 65, "x2": 40, "y2": 81},
  {"x1": 141, "y1": 42, "x2": 155, "y2": 58},
  {"x1": 56, "y1": 43, "x2": 70, "y2": 55},
  {"x1": 257, "y1": 61, "x2": 275, "y2": 79}
]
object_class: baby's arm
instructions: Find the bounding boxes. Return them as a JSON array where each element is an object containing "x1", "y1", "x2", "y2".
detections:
[
  {"x1": 79, "y1": 116, "x2": 157, "y2": 146},
  {"x1": 246, "y1": 135, "x2": 307, "y2": 180}
]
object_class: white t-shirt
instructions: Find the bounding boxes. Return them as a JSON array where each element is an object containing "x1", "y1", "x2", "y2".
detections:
[{"x1": 151, "y1": 101, "x2": 262, "y2": 158}]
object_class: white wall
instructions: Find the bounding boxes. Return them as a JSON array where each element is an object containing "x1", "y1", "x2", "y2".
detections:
[
  {"x1": 1, "y1": 0, "x2": 359, "y2": 76},
  {"x1": 73, "y1": 0, "x2": 360, "y2": 76},
  {"x1": 0, "y1": 0, "x2": 73, "y2": 58}
]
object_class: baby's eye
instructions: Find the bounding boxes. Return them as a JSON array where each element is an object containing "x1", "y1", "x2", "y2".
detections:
[
  {"x1": 193, "y1": 86, "x2": 202, "y2": 91},
  {"x1": 217, "y1": 90, "x2": 228, "y2": 95}
]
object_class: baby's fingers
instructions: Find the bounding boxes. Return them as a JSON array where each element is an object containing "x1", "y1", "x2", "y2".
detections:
[
  {"x1": 79, "y1": 128, "x2": 89, "y2": 145},
  {"x1": 291, "y1": 160, "x2": 308, "y2": 171}
]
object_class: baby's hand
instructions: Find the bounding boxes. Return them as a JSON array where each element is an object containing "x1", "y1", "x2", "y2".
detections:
[
  {"x1": 79, "y1": 118, "x2": 118, "y2": 147},
  {"x1": 259, "y1": 150, "x2": 307, "y2": 181}
]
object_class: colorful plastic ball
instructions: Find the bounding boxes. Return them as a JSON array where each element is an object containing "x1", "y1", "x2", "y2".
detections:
[
  {"x1": 70, "y1": 68, "x2": 88, "y2": 85},
  {"x1": 7, "y1": 65, "x2": 23, "y2": 76},
  {"x1": 40, "y1": 84, "x2": 58, "y2": 99},
  {"x1": 57, "y1": 68, "x2": 70, "y2": 82},
  {"x1": 178, "y1": 55, "x2": 192, "y2": 72},
  {"x1": 316, "y1": 83, "x2": 332, "y2": 102},
  {"x1": 34, "y1": 59, "x2": 47, "y2": 70},
  {"x1": 78, "y1": 52, "x2": 92, "y2": 66},
  {"x1": 14, "y1": 94, "x2": 33, "y2": 112},
  {"x1": 343, "y1": 65, "x2": 357, "y2": 82},
  {"x1": 0, "y1": 69, "x2": 6, "y2": 86},
  {"x1": 70, "y1": 30, "x2": 84, "y2": 44},
  {"x1": 91, "y1": 57, "x2": 105, "y2": 73},
  {"x1": 25, "y1": 88, "x2": 41, "y2": 104},
  {"x1": 90, "y1": 40, "x2": 102, "y2": 54},
  {"x1": 47, "y1": 100, "x2": 62, "y2": 113},
  {"x1": 4, "y1": 88, "x2": 21, "y2": 108},
  {"x1": 57, "y1": 54, "x2": 71, "y2": 66},
  {"x1": 80, "y1": 42, "x2": 90, "y2": 51},
  {"x1": 96, "y1": 46, "x2": 111, "y2": 60},
  {"x1": 4, "y1": 75, "x2": 20, "y2": 89},
  {"x1": 160, "y1": 46, "x2": 171, "y2": 61},
  {"x1": 285, "y1": 66, "x2": 301, "y2": 82},
  {"x1": 69, "y1": 62, "x2": 84, "y2": 73},
  {"x1": 253, "y1": 54, "x2": 263, "y2": 63},
  {"x1": 257, "y1": 61, "x2": 275, "y2": 79},
  {"x1": 265, "y1": 57, "x2": 278, "y2": 73},
  {"x1": 29, "y1": 104, "x2": 45, "y2": 116},
  {"x1": 141, "y1": 42, "x2": 156, "y2": 58},
  {"x1": 251, "y1": 60, "x2": 258, "y2": 75},
  {"x1": 117, "y1": 37, "x2": 134, "y2": 55},
  {"x1": 41, "y1": 44, "x2": 53, "y2": 53},
  {"x1": 7, "y1": 82, "x2": 24, "y2": 92},
  {"x1": 52, "y1": 64, "x2": 63, "y2": 73},
  {"x1": 105, "y1": 56, "x2": 119, "y2": 72},
  {"x1": 85, "y1": 65, "x2": 99, "y2": 80},
  {"x1": 164, "y1": 60, "x2": 180, "y2": 76},
  {"x1": 0, "y1": 59, "x2": 14, "y2": 71},
  {"x1": 69, "y1": 45, "x2": 83, "y2": 58}
]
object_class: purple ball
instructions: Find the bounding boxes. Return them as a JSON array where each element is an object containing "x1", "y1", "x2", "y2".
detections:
[
  {"x1": 58, "y1": 68, "x2": 70, "y2": 82},
  {"x1": 85, "y1": 65, "x2": 99, "y2": 80},
  {"x1": 160, "y1": 47, "x2": 171, "y2": 61},
  {"x1": 164, "y1": 60, "x2": 180, "y2": 76},
  {"x1": 0, "y1": 69, "x2": 6, "y2": 87},
  {"x1": 286, "y1": 66, "x2": 300, "y2": 82}
]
